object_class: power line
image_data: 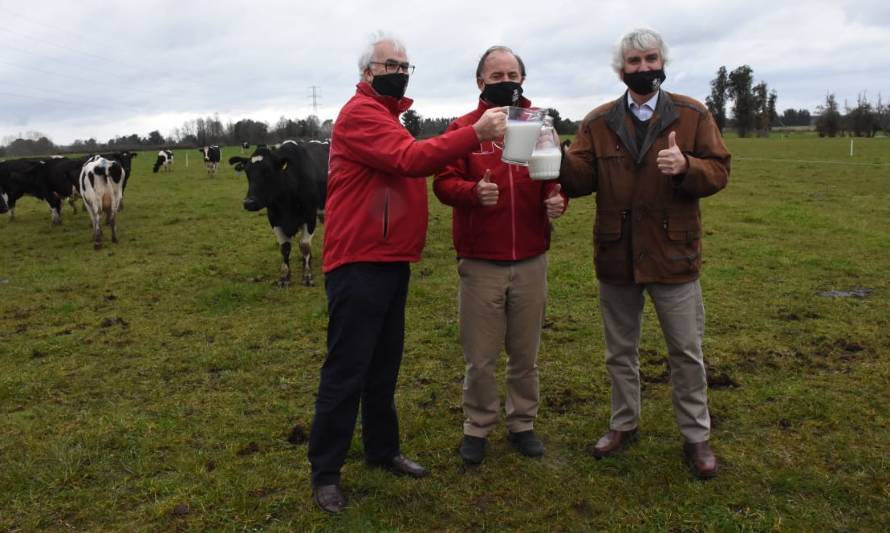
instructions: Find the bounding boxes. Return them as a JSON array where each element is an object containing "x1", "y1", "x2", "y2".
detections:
[{"x1": 308, "y1": 86, "x2": 321, "y2": 116}]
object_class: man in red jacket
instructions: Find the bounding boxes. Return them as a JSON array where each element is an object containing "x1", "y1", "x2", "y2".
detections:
[
  {"x1": 434, "y1": 46, "x2": 566, "y2": 465},
  {"x1": 308, "y1": 32, "x2": 506, "y2": 513}
]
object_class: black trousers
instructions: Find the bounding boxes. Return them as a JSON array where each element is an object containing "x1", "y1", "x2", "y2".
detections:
[{"x1": 308, "y1": 262, "x2": 410, "y2": 486}]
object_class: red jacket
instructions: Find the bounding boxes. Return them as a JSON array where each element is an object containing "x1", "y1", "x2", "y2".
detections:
[
  {"x1": 323, "y1": 83, "x2": 480, "y2": 273},
  {"x1": 433, "y1": 98, "x2": 566, "y2": 261}
]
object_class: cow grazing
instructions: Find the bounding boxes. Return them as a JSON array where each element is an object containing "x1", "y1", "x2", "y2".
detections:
[
  {"x1": 228, "y1": 141, "x2": 329, "y2": 286},
  {"x1": 80, "y1": 155, "x2": 125, "y2": 249},
  {"x1": 199, "y1": 146, "x2": 221, "y2": 175},
  {"x1": 152, "y1": 150, "x2": 174, "y2": 173}
]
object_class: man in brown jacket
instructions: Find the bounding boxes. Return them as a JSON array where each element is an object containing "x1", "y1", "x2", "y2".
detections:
[{"x1": 559, "y1": 28, "x2": 730, "y2": 479}]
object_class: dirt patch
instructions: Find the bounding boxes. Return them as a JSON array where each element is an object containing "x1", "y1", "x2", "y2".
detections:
[
  {"x1": 419, "y1": 391, "x2": 437, "y2": 409},
  {"x1": 103, "y1": 293, "x2": 117, "y2": 301},
  {"x1": 546, "y1": 388, "x2": 587, "y2": 414},
  {"x1": 708, "y1": 372, "x2": 739, "y2": 389},
  {"x1": 100, "y1": 317, "x2": 129, "y2": 328},
  {"x1": 777, "y1": 418, "x2": 792, "y2": 430},
  {"x1": 641, "y1": 363, "x2": 670, "y2": 384},
  {"x1": 172, "y1": 504, "x2": 190, "y2": 517},
  {"x1": 287, "y1": 424, "x2": 308, "y2": 445},
  {"x1": 31, "y1": 349, "x2": 48, "y2": 359},
  {"x1": 15, "y1": 324, "x2": 28, "y2": 333},
  {"x1": 236, "y1": 442, "x2": 261, "y2": 456},
  {"x1": 248, "y1": 487, "x2": 283, "y2": 498}
]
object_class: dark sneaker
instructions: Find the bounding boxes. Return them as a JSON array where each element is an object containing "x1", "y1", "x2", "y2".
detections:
[
  {"x1": 507, "y1": 430, "x2": 545, "y2": 457},
  {"x1": 458, "y1": 435, "x2": 487, "y2": 465}
]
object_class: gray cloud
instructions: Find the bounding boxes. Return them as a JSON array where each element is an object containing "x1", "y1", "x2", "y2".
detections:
[{"x1": 2, "y1": 0, "x2": 888, "y2": 144}]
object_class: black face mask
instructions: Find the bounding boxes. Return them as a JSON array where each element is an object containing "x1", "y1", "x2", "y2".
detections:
[
  {"x1": 481, "y1": 81, "x2": 523, "y2": 106},
  {"x1": 372, "y1": 73, "x2": 409, "y2": 99},
  {"x1": 623, "y1": 69, "x2": 666, "y2": 95}
]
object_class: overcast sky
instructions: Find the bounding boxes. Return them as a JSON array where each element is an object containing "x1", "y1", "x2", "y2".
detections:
[{"x1": 2, "y1": 0, "x2": 889, "y2": 145}]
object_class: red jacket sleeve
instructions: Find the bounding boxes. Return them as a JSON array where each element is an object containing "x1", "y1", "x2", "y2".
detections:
[
  {"x1": 337, "y1": 101, "x2": 479, "y2": 178},
  {"x1": 433, "y1": 120, "x2": 482, "y2": 208}
]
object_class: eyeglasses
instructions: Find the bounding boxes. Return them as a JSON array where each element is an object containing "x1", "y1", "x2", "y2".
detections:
[{"x1": 369, "y1": 60, "x2": 415, "y2": 75}]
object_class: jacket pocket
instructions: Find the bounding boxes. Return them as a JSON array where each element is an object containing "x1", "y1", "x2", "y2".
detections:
[
  {"x1": 663, "y1": 213, "x2": 701, "y2": 274},
  {"x1": 594, "y1": 210, "x2": 630, "y2": 280}
]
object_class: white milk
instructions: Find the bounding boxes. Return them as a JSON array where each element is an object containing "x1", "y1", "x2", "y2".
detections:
[
  {"x1": 502, "y1": 120, "x2": 543, "y2": 164},
  {"x1": 528, "y1": 148, "x2": 562, "y2": 180}
]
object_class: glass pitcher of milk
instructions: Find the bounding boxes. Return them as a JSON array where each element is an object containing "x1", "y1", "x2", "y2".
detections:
[
  {"x1": 502, "y1": 106, "x2": 545, "y2": 165},
  {"x1": 528, "y1": 115, "x2": 561, "y2": 180}
]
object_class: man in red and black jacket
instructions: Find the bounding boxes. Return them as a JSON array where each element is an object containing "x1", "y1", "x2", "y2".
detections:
[
  {"x1": 433, "y1": 46, "x2": 567, "y2": 466},
  {"x1": 308, "y1": 33, "x2": 506, "y2": 514}
]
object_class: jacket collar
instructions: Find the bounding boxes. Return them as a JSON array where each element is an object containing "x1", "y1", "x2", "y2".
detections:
[
  {"x1": 605, "y1": 90, "x2": 679, "y2": 164},
  {"x1": 357, "y1": 81, "x2": 414, "y2": 115}
]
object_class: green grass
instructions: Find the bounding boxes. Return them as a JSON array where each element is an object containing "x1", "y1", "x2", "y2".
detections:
[{"x1": 2, "y1": 136, "x2": 889, "y2": 531}]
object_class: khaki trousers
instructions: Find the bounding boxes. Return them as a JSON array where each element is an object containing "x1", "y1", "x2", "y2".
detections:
[
  {"x1": 458, "y1": 255, "x2": 547, "y2": 438},
  {"x1": 599, "y1": 280, "x2": 711, "y2": 443}
]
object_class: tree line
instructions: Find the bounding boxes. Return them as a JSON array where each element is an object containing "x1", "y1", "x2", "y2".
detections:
[{"x1": 0, "y1": 113, "x2": 335, "y2": 158}]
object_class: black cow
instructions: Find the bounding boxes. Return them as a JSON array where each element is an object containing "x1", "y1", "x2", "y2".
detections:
[
  {"x1": 152, "y1": 150, "x2": 174, "y2": 173},
  {"x1": 199, "y1": 146, "x2": 221, "y2": 175},
  {"x1": 228, "y1": 141, "x2": 329, "y2": 286},
  {"x1": 0, "y1": 158, "x2": 62, "y2": 222},
  {"x1": 22, "y1": 157, "x2": 86, "y2": 223}
]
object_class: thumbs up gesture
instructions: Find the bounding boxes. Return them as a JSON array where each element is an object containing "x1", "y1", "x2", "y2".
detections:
[
  {"x1": 544, "y1": 183, "x2": 565, "y2": 220},
  {"x1": 656, "y1": 131, "x2": 688, "y2": 176},
  {"x1": 476, "y1": 169, "x2": 499, "y2": 206}
]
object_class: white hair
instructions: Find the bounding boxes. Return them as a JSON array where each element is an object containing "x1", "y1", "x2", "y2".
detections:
[
  {"x1": 357, "y1": 31, "x2": 407, "y2": 79},
  {"x1": 611, "y1": 28, "x2": 670, "y2": 73}
]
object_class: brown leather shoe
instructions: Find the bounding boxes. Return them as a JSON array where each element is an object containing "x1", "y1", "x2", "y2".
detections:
[
  {"x1": 683, "y1": 440, "x2": 719, "y2": 479},
  {"x1": 313, "y1": 483, "x2": 346, "y2": 513},
  {"x1": 376, "y1": 455, "x2": 430, "y2": 478},
  {"x1": 591, "y1": 428, "x2": 639, "y2": 459}
]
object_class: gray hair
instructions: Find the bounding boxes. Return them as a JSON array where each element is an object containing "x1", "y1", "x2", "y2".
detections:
[
  {"x1": 475, "y1": 45, "x2": 526, "y2": 79},
  {"x1": 611, "y1": 28, "x2": 670, "y2": 73},
  {"x1": 358, "y1": 31, "x2": 406, "y2": 78}
]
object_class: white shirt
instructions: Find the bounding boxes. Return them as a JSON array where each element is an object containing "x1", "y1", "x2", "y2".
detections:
[{"x1": 627, "y1": 91, "x2": 659, "y2": 122}]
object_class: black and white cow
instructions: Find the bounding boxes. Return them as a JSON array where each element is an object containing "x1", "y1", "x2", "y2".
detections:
[
  {"x1": 199, "y1": 146, "x2": 221, "y2": 175},
  {"x1": 228, "y1": 141, "x2": 329, "y2": 286},
  {"x1": 80, "y1": 155, "x2": 125, "y2": 249},
  {"x1": 152, "y1": 150, "x2": 174, "y2": 173}
]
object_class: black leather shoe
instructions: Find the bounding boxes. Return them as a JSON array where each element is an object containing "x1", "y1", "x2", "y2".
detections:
[
  {"x1": 459, "y1": 435, "x2": 487, "y2": 465},
  {"x1": 507, "y1": 430, "x2": 545, "y2": 457},
  {"x1": 313, "y1": 484, "x2": 346, "y2": 514},
  {"x1": 376, "y1": 455, "x2": 429, "y2": 478}
]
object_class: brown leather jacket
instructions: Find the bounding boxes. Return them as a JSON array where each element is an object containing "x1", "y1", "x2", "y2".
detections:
[{"x1": 559, "y1": 90, "x2": 730, "y2": 285}]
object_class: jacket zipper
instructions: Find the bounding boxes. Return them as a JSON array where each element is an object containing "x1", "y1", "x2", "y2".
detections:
[{"x1": 382, "y1": 189, "x2": 390, "y2": 240}]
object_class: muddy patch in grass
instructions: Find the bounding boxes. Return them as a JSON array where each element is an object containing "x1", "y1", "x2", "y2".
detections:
[
  {"x1": 287, "y1": 424, "x2": 308, "y2": 445},
  {"x1": 100, "y1": 317, "x2": 129, "y2": 328},
  {"x1": 546, "y1": 388, "x2": 588, "y2": 414},
  {"x1": 236, "y1": 442, "x2": 261, "y2": 456}
]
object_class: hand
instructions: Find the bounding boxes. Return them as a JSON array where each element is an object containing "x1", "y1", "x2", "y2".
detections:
[
  {"x1": 475, "y1": 169, "x2": 499, "y2": 206},
  {"x1": 472, "y1": 107, "x2": 507, "y2": 142},
  {"x1": 656, "y1": 131, "x2": 688, "y2": 175},
  {"x1": 544, "y1": 183, "x2": 565, "y2": 219}
]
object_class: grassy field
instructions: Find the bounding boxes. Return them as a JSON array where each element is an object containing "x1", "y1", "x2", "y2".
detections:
[{"x1": 2, "y1": 136, "x2": 889, "y2": 531}]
